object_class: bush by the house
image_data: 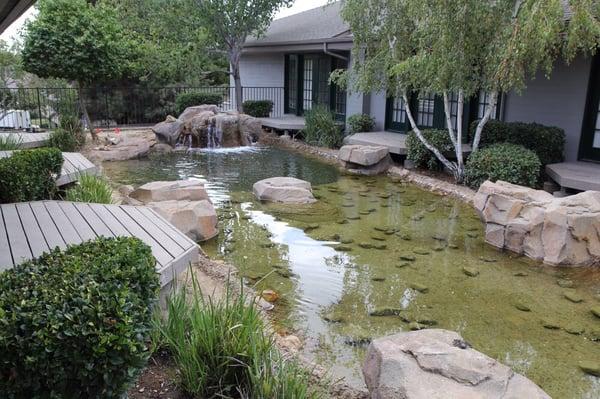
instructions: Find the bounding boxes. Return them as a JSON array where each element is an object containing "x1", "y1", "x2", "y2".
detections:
[
  {"x1": 243, "y1": 100, "x2": 273, "y2": 117},
  {"x1": 175, "y1": 91, "x2": 223, "y2": 114},
  {"x1": 155, "y1": 278, "x2": 322, "y2": 398},
  {"x1": 465, "y1": 143, "x2": 541, "y2": 189},
  {"x1": 303, "y1": 105, "x2": 344, "y2": 148},
  {"x1": 65, "y1": 174, "x2": 113, "y2": 204},
  {"x1": 472, "y1": 120, "x2": 565, "y2": 165},
  {"x1": 406, "y1": 129, "x2": 454, "y2": 171},
  {"x1": 0, "y1": 237, "x2": 159, "y2": 398},
  {"x1": 0, "y1": 147, "x2": 63, "y2": 203},
  {"x1": 347, "y1": 113, "x2": 375, "y2": 133}
]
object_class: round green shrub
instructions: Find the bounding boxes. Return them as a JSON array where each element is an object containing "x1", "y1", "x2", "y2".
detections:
[
  {"x1": 0, "y1": 237, "x2": 159, "y2": 398},
  {"x1": 175, "y1": 91, "x2": 223, "y2": 115},
  {"x1": 0, "y1": 147, "x2": 63, "y2": 203},
  {"x1": 406, "y1": 129, "x2": 454, "y2": 171},
  {"x1": 243, "y1": 100, "x2": 273, "y2": 117},
  {"x1": 48, "y1": 127, "x2": 80, "y2": 151},
  {"x1": 302, "y1": 105, "x2": 344, "y2": 148},
  {"x1": 465, "y1": 143, "x2": 541, "y2": 189},
  {"x1": 347, "y1": 113, "x2": 375, "y2": 133}
]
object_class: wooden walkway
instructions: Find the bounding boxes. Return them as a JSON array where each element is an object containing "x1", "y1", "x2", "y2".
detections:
[
  {"x1": 0, "y1": 151, "x2": 98, "y2": 186},
  {"x1": 0, "y1": 132, "x2": 50, "y2": 148},
  {"x1": 0, "y1": 201, "x2": 199, "y2": 287},
  {"x1": 546, "y1": 162, "x2": 600, "y2": 192}
]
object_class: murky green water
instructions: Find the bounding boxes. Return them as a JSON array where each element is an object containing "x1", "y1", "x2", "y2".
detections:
[{"x1": 104, "y1": 147, "x2": 600, "y2": 398}]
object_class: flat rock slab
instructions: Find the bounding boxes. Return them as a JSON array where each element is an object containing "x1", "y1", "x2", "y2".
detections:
[
  {"x1": 149, "y1": 199, "x2": 218, "y2": 242},
  {"x1": 363, "y1": 329, "x2": 550, "y2": 399},
  {"x1": 253, "y1": 177, "x2": 316, "y2": 204},
  {"x1": 130, "y1": 180, "x2": 209, "y2": 203},
  {"x1": 90, "y1": 137, "x2": 151, "y2": 162},
  {"x1": 339, "y1": 145, "x2": 389, "y2": 166}
]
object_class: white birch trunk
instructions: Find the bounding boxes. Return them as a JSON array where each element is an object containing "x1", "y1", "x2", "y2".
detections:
[{"x1": 472, "y1": 91, "x2": 499, "y2": 153}]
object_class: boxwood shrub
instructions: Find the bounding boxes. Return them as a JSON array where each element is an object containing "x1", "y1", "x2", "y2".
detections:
[
  {"x1": 175, "y1": 91, "x2": 223, "y2": 114},
  {"x1": 471, "y1": 120, "x2": 565, "y2": 166},
  {"x1": 0, "y1": 237, "x2": 159, "y2": 398},
  {"x1": 347, "y1": 113, "x2": 375, "y2": 133},
  {"x1": 465, "y1": 143, "x2": 541, "y2": 189},
  {"x1": 406, "y1": 129, "x2": 454, "y2": 171},
  {"x1": 243, "y1": 100, "x2": 273, "y2": 117},
  {"x1": 0, "y1": 147, "x2": 63, "y2": 203},
  {"x1": 302, "y1": 105, "x2": 344, "y2": 148}
]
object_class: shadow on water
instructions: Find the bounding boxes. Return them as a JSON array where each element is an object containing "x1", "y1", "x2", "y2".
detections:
[{"x1": 104, "y1": 146, "x2": 600, "y2": 399}]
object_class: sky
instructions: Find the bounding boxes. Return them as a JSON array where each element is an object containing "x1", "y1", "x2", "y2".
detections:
[{"x1": 0, "y1": 0, "x2": 330, "y2": 44}]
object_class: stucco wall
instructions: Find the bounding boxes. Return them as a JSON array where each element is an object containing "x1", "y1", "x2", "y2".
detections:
[
  {"x1": 369, "y1": 91, "x2": 388, "y2": 131},
  {"x1": 236, "y1": 53, "x2": 285, "y2": 87},
  {"x1": 503, "y1": 56, "x2": 592, "y2": 162}
]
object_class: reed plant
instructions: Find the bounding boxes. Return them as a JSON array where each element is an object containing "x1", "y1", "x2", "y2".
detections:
[
  {"x1": 0, "y1": 133, "x2": 23, "y2": 150},
  {"x1": 65, "y1": 173, "x2": 113, "y2": 204}
]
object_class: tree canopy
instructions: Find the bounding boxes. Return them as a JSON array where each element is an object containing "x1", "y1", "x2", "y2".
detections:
[{"x1": 337, "y1": 0, "x2": 600, "y2": 182}]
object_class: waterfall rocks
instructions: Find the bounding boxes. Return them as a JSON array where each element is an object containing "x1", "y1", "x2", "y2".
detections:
[
  {"x1": 152, "y1": 105, "x2": 262, "y2": 148},
  {"x1": 128, "y1": 180, "x2": 218, "y2": 242},
  {"x1": 253, "y1": 177, "x2": 317, "y2": 204},
  {"x1": 362, "y1": 329, "x2": 550, "y2": 399},
  {"x1": 338, "y1": 145, "x2": 392, "y2": 175},
  {"x1": 475, "y1": 180, "x2": 600, "y2": 266}
]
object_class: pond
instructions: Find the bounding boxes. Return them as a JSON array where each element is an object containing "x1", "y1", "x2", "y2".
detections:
[{"x1": 104, "y1": 146, "x2": 600, "y2": 399}]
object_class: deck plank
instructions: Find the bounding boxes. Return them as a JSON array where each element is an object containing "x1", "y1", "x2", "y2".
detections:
[
  {"x1": 15, "y1": 203, "x2": 49, "y2": 258},
  {"x1": 1, "y1": 204, "x2": 32, "y2": 265},
  {"x1": 0, "y1": 207, "x2": 13, "y2": 269},
  {"x1": 57, "y1": 202, "x2": 96, "y2": 241},
  {"x1": 88, "y1": 204, "x2": 132, "y2": 237},
  {"x1": 29, "y1": 201, "x2": 66, "y2": 251},
  {"x1": 0, "y1": 132, "x2": 49, "y2": 149},
  {"x1": 43, "y1": 201, "x2": 82, "y2": 245},
  {"x1": 73, "y1": 203, "x2": 114, "y2": 238}
]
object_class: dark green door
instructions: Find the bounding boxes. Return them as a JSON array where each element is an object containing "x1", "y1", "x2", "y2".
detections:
[
  {"x1": 385, "y1": 96, "x2": 409, "y2": 132},
  {"x1": 579, "y1": 54, "x2": 600, "y2": 162}
]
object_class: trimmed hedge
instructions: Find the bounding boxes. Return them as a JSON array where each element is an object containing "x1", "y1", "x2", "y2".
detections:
[
  {"x1": 406, "y1": 129, "x2": 454, "y2": 171},
  {"x1": 347, "y1": 113, "x2": 375, "y2": 133},
  {"x1": 0, "y1": 237, "x2": 159, "y2": 398},
  {"x1": 243, "y1": 100, "x2": 273, "y2": 117},
  {"x1": 0, "y1": 148, "x2": 63, "y2": 203},
  {"x1": 175, "y1": 91, "x2": 223, "y2": 114},
  {"x1": 303, "y1": 105, "x2": 344, "y2": 148},
  {"x1": 471, "y1": 120, "x2": 565, "y2": 166},
  {"x1": 465, "y1": 143, "x2": 541, "y2": 189}
]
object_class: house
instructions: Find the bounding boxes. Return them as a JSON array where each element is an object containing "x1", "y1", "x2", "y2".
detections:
[{"x1": 240, "y1": 2, "x2": 600, "y2": 191}]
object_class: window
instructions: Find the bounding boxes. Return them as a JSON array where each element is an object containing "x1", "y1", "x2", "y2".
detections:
[
  {"x1": 445, "y1": 92, "x2": 459, "y2": 130},
  {"x1": 303, "y1": 58, "x2": 313, "y2": 111},
  {"x1": 287, "y1": 56, "x2": 298, "y2": 112},
  {"x1": 417, "y1": 94, "x2": 435, "y2": 127},
  {"x1": 478, "y1": 91, "x2": 498, "y2": 120},
  {"x1": 392, "y1": 97, "x2": 406, "y2": 125},
  {"x1": 594, "y1": 100, "x2": 600, "y2": 148}
]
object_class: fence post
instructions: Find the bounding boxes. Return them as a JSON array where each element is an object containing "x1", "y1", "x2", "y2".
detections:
[{"x1": 36, "y1": 88, "x2": 43, "y2": 130}]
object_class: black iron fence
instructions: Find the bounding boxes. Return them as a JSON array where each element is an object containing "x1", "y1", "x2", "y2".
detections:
[{"x1": 0, "y1": 86, "x2": 285, "y2": 130}]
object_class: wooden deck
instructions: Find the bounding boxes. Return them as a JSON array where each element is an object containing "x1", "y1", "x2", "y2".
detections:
[
  {"x1": 546, "y1": 161, "x2": 600, "y2": 192},
  {"x1": 0, "y1": 132, "x2": 50, "y2": 148},
  {"x1": 0, "y1": 201, "x2": 199, "y2": 287},
  {"x1": 261, "y1": 115, "x2": 306, "y2": 131},
  {"x1": 0, "y1": 151, "x2": 98, "y2": 186}
]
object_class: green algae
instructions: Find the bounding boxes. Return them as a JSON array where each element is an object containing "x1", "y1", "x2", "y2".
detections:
[{"x1": 104, "y1": 146, "x2": 600, "y2": 399}]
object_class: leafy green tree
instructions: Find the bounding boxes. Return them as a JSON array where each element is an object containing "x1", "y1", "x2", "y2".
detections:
[
  {"x1": 337, "y1": 0, "x2": 599, "y2": 183},
  {"x1": 193, "y1": 0, "x2": 293, "y2": 111},
  {"x1": 21, "y1": 0, "x2": 130, "y2": 140}
]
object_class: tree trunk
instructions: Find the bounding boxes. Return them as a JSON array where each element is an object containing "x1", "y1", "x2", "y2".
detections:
[
  {"x1": 403, "y1": 92, "x2": 458, "y2": 177},
  {"x1": 229, "y1": 47, "x2": 243, "y2": 113},
  {"x1": 76, "y1": 81, "x2": 96, "y2": 142},
  {"x1": 455, "y1": 90, "x2": 465, "y2": 183},
  {"x1": 472, "y1": 91, "x2": 499, "y2": 153}
]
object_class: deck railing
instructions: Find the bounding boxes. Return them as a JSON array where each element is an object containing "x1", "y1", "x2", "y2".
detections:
[{"x1": 0, "y1": 86, "x2": 285, "y2": 130}]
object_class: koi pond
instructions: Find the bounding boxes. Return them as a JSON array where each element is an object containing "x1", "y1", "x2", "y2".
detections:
[{"x1": 103, "y1": 146, "x2": 600, "y2": 399}]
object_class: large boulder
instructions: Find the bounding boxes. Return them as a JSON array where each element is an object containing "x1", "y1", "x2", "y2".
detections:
[
  {"x1": 178, "y1": 105, "x2": 219, "y2": 123},
  {"x1": 363, "y1": 329, "x2": 550, "y2": 399},
  {"x1": 153, "y1": 115, "x2": 184, "y2": 145},
  {"x1": 149, "y1": 199, "x2": 218, "y2": 242},
  {"x1": 130, "y1": 180, "x2": 209, "y2": 203},
  {"x1": 253, "y1": 177, "x2": 316, "y2": 204},
  {"x1": 339, "y1": 145, "x2": 392, "y2": 175},
  {"x1": 475, "y1": 180, "x2": 600, "y2": 266},
  {"x1": 90, "y1": 137, "x2": 151, "y2": 162}
]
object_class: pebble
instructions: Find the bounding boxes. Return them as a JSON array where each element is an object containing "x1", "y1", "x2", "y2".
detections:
[
  {"x1": 396, "y1": 262, "x2": 410, "y2": 268},
  {"x1": 371, "y1": 277, "x2": 386, "y2": 282},
  {"x1": 261, "y1": 289, "x2": 279, "y2": 303},
  {"x1": 322, "y1": 312, "x2": 345, "y2": 323},
  {"x1": 276, "y1": 270, "x2": 295, "y2": 279},
  {"x1": 466, "y1": 232, "x2": 478, "y2": 238},
  {"x1": 348, "y1": 215, "x2": 361, "y2": 220},
  {"x1": 359, "y1": 210, "x2": 371, "y2": 215},
  {"x1": 410, "y1": 283, "x2": 429, "y2": 293},
  {"x1": 374, "y1": 244, "x2": 387, "y2": 250},
  {"x1": 480, "y1": 257, "x2": 498, "y2": 263},
  {"x1": 413, "y1": 248, "x2": 431, "y2": 255},
  {"x1": 541, "y1": 318, "x2": 561, "y2": 329},
  {"x1": 334, "y1": 245, "x2": 353, "y2": 252},
  {"x1": 564, "y1": 291, "x2": 584, "y2": 303},
  {"x1": 398, "y1": 233, "x2": 412, "y2": 241},
  {"x1": 448, "y1": 244, "x2": 459, "y2": 249},
  {"x1": 409, "y1": 322, "x2": 427, "y2": 331},
  {"x1": 371, "y1": 235, "x2": 386, "y2": 241},
  {"x1": 336, "y1": 219, "x2": 349, "y2": 224},
  {"x1": 359, "y1": 242, "x2": 374, "y2": 249},
  {"x1": 400, "y1": 254, "x2": 416, "y2": 262},
  {"x1": 341, "y1": 238, "x2": 354, "y2": 244},
  {"x1": 462, "y1": 267, "x2": 479, "y2": 277},
  {"x1": 514, "y1": 302, "x2": 531, "y2": 312},
  {"x1": 565, "y1": 324, "x2": 585, "y2": 335},
  {"x1": 513, "y1": 272, "x2": 528, "y2": 277},
  {"x1": 369, "y1": 307, "x2": 402, "y2": 317},
  {"x1": 578, "y1": 361, "x2": 600, "y2": 377},
  {"x1": 591, "y1": 306, "x2": 600, "y2": 319},
  {"x1": 557, "y1": 278, "x2": 574, "y2": 288}
]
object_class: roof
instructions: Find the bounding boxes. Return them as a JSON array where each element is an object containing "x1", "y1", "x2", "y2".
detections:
[
  {"x1": 245, "y1": 1, "x2": 350, "y2": 47},
  {"x1": 0, "y1": 0, "x2": 35, "y2": 35}
]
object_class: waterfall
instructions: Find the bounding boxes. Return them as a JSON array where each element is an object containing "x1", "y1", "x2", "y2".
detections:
[{"x1": 207, "y1": 120, "x2": 222, "y2": 149}]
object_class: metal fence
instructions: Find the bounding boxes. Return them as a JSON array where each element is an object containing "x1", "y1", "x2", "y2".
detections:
[{"x1": 0, "y1": 86, "x2": 285, "y2": 130}]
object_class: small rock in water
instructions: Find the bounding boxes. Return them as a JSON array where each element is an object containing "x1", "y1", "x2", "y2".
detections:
[
  {"x1": 400, "y1": 254, "x2": 416, "y2": 262},
  {"x1": 413, "y1": 248, "x2": 431, "y2": 255},
  {"x1": 578, "y1": 361, "x2": 600, "y2": 377},
  {"x1": 374, "y1": 225, "x2": 388, "y2": 232},
  {"x1": 396, "y1": 262, "x2": 410, "y2": 268},
  {"x1": 374, "y1": 244, "x2": 387, "y2": 250},
  {"x1": 369, "y1": 307, "x2": 402, "y2": 317},
  {"x1": 513, "y1": 272, "x2": 528, "y2": 277},
  {"x1": 384, "y1": 229, "x2": 396, "y2": 235},
  {"x1": 371, "y1": 277, "x2": 386, "y2": 282},
  {"x1": 408, "y1": 322, "x2": 426, "y2": 331},
  {"x1": 341, "y1": 238, "x2": 354, "y2": 244},
  {"x1": 514, "y1": 302, "x2": 531, "y2": 312},
  {"x1": 342, "y1": 203, "x2": 354, "y2": 208},
  {"x1": 381, "y1": 203, "x2": 390, "y2": 208},
  {"x1": 334, "y1": 245, "x2": 352, "y2": 252},
  {"x1": 480, "y1": 256, "x2": 497, "y2": 263},
  {"x1": 348, "y1": 215, "x2": 361, "y2": 220},
  {"x1": 359, "y1": 242, "x2": 374, "y2": 249},
  {"x1": 305, "y1": 223, "x2": 320, "y2": 231},
  {"x1": 564, "y1": 291, "x2": 584, "y2": 303},
  {"x1": 336, "y1": 219, "x2": 349, "y2": 224},
  {"x1": 397, "y1": 232, "x2": 412, "y2": 241},
  {"x1": 466, "y1": 232, "x2": 478, "y2": 238},
  {"x1": 433, "y1": 244, "x2": 446, "y2": 251},
  {"x1": 432, "y1": 234, "x2": 447, "y2": 242},
  {"x1": 448, "y1": 243, "x2": 459, "y2": 249},
  {"x1": 565, "y1": 324, "x2": 585, "y2": 335},
  {"x1": 590, "y1": 305, "x2": 600, "y2": 319},
  {"x1": 343, "y1": 336, "x2": 371, "y2": 347},
  {"x1": 371, "y1": 235, "x2": 386, "y2": 241},
  {"x1": 276, "y1": 270, "x2": 295, "y2": 279},
  {"x1": 411, "y1": 214, "x2": 424, "y2": 221},
  {"x1": 359, "y1": 210, "x2": 371, "y2": 215},
  {"x1": 541, "y1": 318, "x2": 561, "y2": 329},
  {"x1": 462, "y1": 267, "x2": 479, "y2": 277},
  {"x1": 261, "y1": 289, "x2": 279, "y2": 303},
  {"x1": 322, "y1": 312, "x2": 345, "y2": 323},
  {"x1": 260, "y1": 242, "x2": 275, "y2": 248},
  {"x1": 557, "y1": 278, "x2": 574, "y2": 288},
  {"x1": 410, "y1": 283, "x2": 429, "y2": 293}
]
